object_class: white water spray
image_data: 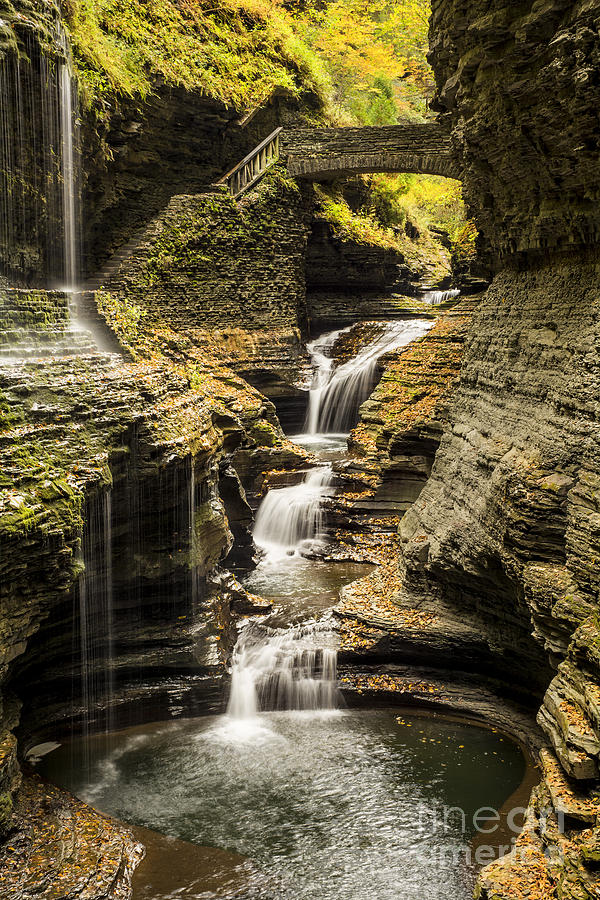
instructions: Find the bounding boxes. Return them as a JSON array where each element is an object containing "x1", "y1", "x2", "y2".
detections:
[
  {"x1": 253, "y1": 466, "x2": 334, "y2": 560},
  {"x1": 305, "y1": 320, "x2": 433, "y2": 435},
  {"x1": 227, "y1": 621, "x2": 339, "y2": 719},
  {"x1": 422, "y1": 289, "x2": 460, "y2": 306}
]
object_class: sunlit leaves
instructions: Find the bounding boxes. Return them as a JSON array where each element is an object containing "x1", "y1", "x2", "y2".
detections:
[{"x1": 300, "y1": 0, "x2": 433, "y2": 123}]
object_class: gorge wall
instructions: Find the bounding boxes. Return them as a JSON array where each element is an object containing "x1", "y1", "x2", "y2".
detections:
[
  {"x1": 397, "y1": 1, "x2": 600, "y2": 894},
  {"x1": 0, "y1": 0, "x2": 312, "y2": 871}
]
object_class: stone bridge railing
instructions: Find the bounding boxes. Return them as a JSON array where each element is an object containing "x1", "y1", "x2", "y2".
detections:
[{"x1": 282, "y1": 123, "x2": 460, "y2": 181}]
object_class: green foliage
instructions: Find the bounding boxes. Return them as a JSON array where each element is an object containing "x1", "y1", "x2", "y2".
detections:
[
  {"x1": 368, "y1": 174, "x2": 466, "y2": 236},
  {"x1": 450, "y1": 220, "x2": 479, "y2": 281},
  {"x1": 96, "y1": 290, "x2": 145, "y2": 346},
  {"x1": 313, "y1": 185, "x2": 403, "y2": 251},
  {"x1": 65, "y1": 0, "x2": 432, "y2": 123},
  {"x1": 300, "y1": 0, "x2": 433, "y2": 123},
  {"x1": 348, "y1": 76, "x2": 398, "y2": 127},
  {"x1": 65, "y1": 0, "x2": 331, "y2": 110}
]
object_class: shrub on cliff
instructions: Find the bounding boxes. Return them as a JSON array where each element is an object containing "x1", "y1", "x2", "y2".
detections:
[{"x1": 63, "y1": 0, "x2": 330, "y2": 110}]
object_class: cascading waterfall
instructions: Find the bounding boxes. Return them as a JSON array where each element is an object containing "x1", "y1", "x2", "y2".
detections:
[
  {"x1": 253, "y1": 466, "x2": 334, "y2": 560},
  {"x1": 304, "y1": 326, "x2": 353, "y2": 435},
  {"x1": 422, "y1": 289, "x2": 460, "y2": 306},
  {"x1": 305, "y1": 319, "x2": 434, "y2": 435},
  {"x1": 227, "y1": 621, "x2": 339, "y2": 718}
]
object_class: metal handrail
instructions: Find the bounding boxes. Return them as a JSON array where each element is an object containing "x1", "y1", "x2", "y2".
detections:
[{"x1": 217, "y1": 126, "x2": 283, "y2": 199}]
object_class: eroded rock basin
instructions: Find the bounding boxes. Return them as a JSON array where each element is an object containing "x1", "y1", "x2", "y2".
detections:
[{"x1": 38, "y1": 710, "x2": 529, "y2": 900}]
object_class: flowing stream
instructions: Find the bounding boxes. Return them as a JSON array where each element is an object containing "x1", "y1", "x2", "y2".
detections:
[
  {"x1": 33, "y1": 313, "x2": 528, "y2": 900},
  {"x1": 304, "y1": 319, "x2": 433, "y2": 435},
  {"x1": 253, "y1": 465, "x2": 334, "y2": 560},
  {"x1": 227, "y1": 621, "x2": 338, "y2": 719},
  {"x1": 241, "y1": 320, "x2": 437, "y2": 728}
]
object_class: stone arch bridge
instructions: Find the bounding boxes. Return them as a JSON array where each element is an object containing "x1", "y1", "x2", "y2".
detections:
[
  {"x1": 283, "y1": 123, "x2": 459, "y2": 181},
  {"x1": 218, "y1": 123, "x2": 460, "y2": 197}
]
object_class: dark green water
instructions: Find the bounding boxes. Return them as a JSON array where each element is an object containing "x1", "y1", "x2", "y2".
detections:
[{"x1": 38, "y1": 709, "x2": 527, "y2": 900}]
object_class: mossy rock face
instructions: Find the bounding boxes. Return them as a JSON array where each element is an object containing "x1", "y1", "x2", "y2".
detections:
[
  {"x1": 96, "y1": 168, "x2": 312, "y2": 337},
  {"x1": 250, "y1": 421, "x2": 278, "y2": 448}
]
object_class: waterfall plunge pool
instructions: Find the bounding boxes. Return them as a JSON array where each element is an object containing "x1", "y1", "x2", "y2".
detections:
[{"x1": 38, "y1": 710, "x2": 529, "y2": 900}]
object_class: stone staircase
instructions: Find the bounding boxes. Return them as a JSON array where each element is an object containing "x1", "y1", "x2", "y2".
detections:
[
  {"x1": 0, "y1": 289, "x2": 121, "y2": 361},
  {"x1": 84, "y1": 228, "x2": 148, "y2": 292}
]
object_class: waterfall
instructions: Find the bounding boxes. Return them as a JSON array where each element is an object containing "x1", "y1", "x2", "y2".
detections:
[
  {"x1": 304, "y1": 326, "x2": 353, "y2": 434},
  {"x1": 59, "y1": 61, "x2": 79, "y2": 293},
  {"x1": 253, "y1": 466, "x2": 334, "y2": 560},
  {"x1": 78, "y1": 490, "x2": 115, "y2": 745},
  {"x1": 422, "y1": 289, "x2": 460, "y2": 306},
  {"x1": 227, "y1": 621, "x2": 339, "y2": 718},
  {"x1": 0, "y1": 23, "x2": 80, "y2": 288},
  {"x1": 305, "y1": 320, "x2": 433, "y2": 435}
]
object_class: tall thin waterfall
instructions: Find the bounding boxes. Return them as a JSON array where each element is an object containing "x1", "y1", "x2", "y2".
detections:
[
  {"x1": 59, "y1": 61, "x2": 79, "y2": 292},
  {"x1": 0, "y1": 23, "x2": 80, "y2": 288},
  {"x1": 305, "y1": 320, "x2": 433, "y2": 435},
  {"x1": 78, "y1": 490, "x2": 115, "y2": 744},
  {"x1": 188, "y1": 458, "x2": 201, "y2": 607},
  {"x1": 253, "y1": 466, "x2": 334, "y2": 560},
  {"x1": 227, "y1": 621, "x2": 339, "y2": 718}
]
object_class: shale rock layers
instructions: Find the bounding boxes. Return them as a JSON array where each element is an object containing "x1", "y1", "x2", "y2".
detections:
[{"x1": 407, "y1": 1, "x2": 600, "y2": 894}]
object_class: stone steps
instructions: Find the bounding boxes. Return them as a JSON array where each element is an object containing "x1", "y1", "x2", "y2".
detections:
[
  {"x1": 0, "y1": 290, "x2": 71, "y2": 330},
  {"x1": 0, "y1": 325, "x2": 85, "y2": 344},
  {"x1": 0, "y1": 289, "x2": 126, "y2": 360},
  {"x1": 0, "y1": 332, "x2": 99, "y2": 358},
  {"x1": 84, "y1": 228, "x2": 148, "y2": 291}
]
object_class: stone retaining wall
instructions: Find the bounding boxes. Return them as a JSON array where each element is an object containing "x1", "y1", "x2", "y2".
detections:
[{"x1": 97, "y1": 171, "x2": 311, "y2": 335}]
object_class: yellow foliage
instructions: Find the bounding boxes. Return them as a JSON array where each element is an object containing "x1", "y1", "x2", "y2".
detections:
[{"x1": 66, "y1": 0, "x2": 330, "y2": 109}]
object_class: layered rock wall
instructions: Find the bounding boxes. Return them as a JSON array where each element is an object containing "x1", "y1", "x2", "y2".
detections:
[
  {"x1": 306, "y1": 220, "x2": 416, "y2": 301},
  {"x1": 95, "y1": 172, "x2": 311, "y2": 335},
  {"x1": 405, "y1": 0, "x2": 600, "y2": 893},
  {"x1": 429, "y1": 0, "x2": 600, "y2": 260}
]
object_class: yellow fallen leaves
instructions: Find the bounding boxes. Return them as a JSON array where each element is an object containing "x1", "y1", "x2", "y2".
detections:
[
  {"x1": 335, "y1": 527, "x2": 437, "y2": 631},
  {"x1": 340, "y1": 672, "x2": 439, "y2": 694}
]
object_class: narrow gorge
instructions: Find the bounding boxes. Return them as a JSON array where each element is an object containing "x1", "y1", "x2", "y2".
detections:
[{"x1": 1, "y1": 0, "x2": 599, "y2": 898}]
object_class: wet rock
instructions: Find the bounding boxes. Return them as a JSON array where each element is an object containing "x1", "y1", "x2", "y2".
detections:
[{"x1": 0, "y1": 775, "x2": 144, "y2": 900}]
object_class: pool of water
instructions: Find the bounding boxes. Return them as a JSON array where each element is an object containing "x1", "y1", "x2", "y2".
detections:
[
  {"x1": 38, "y1": 709, "x2": 527, "y2": 900},
  {"x1": 240, "y1": 556, "x2": 372, "y2": 627},
  {"x1": 289, "y1": 433, "x2": 349, "y2": 456}
]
